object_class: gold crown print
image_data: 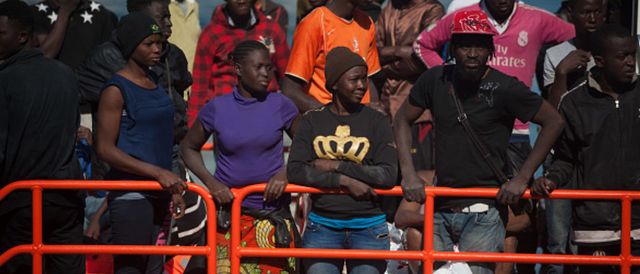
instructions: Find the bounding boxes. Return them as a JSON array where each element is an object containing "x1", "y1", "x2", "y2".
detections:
[{"x1": 312, "y1": 125, "x2": 370, "y2": 164}]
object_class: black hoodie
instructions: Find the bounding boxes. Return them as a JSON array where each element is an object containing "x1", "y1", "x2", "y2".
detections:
[
  {"x1": 0, "y1": 49, "x2": 83, "y2": 215},
  {"x1": 547, "y1": 70, "x2": 640, "y2": 243}
]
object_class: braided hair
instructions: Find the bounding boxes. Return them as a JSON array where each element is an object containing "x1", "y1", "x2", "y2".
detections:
[{"x1": 229, "y1": 40, "x2": 269, "y2": 65}]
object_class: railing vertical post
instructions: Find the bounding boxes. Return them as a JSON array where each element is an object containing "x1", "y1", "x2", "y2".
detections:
[
  {"x1": 621, "y1": 197, "x2": 632, "y2": 274},
  {"x1": 202, "y1": 192, "x2": 217, "y2": 274},
  {"x1": 31, "y1": 186, "x2": 43, "y2": 274},
  {"x1": 423, "y1": 189, "x2": 435, "y2": 274},
  {"x1": 230, "y1": 191, "x2": 244, "y2": 274}
]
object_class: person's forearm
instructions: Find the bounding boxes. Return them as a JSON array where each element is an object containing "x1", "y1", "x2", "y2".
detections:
[
  {"x1": 281, "y1": 77, "x2": 322, "y2": 112},
  {"x1": 39, "y1": 9, "x2": 72, "y2": 58},
  {"x1": 286, "y1": 90, "x2": 322, "y2": 112},
  {"x1": 393, "y1": 117, "x2": 418, "y2": 178},
  {"x1": 517, "y1": 119, "x2": 565, "y2": 182},
  {"x1": 369, "y1": 78, "x2": 382, "y2": 102},
  {"x1": 378, "y1": 46, "x2": 401, "y2": 66},
  {"x1": 548, "y1": 72, "x2": 569, "y2": 108},
  {"x1": 395, "y1": 211, "x2": 425, "y2": 229},
  {"x1": 336, "y1": 162, "x2": 397, "y2": 189},
  {"x1": 181, "y1": 145, "x2": 219, "y2": 188},
  {"x1": 90, "y1": 198, "x2": 108, "y2": 224},
  {"x1": 96, "y1": 143, "x2": 165, "y2": 179},
  {"x1": 545, "y1": 158, "x2": 574, "y2": 188},
  {"x1": 383, "y1": 57, "x2": 425, "y2": 80},
  {"x1": 287, "y1": 162, "x2": 341, "y2": 188}
]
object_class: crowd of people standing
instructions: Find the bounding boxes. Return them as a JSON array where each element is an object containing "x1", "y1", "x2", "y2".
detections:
[{"x1": 0, "y1": 0, "x2": 639, "y2": 274}]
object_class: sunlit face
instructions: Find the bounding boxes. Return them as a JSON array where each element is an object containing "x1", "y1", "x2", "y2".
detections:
[
  {"x1": 236, "y1": 49, "x2": 273, "y2": 93},
  {"x1": 595, "y1": 36, "x2": 637, "y2": 86},
  {"x1": 333, "y1": 65, "x2": 368, "y2": 106},
  {"x1": 130, "y1": 33, "x2": 163, "y2": 66},
  {"x1": 569, "y1": 0, "x2": 605, "y2": 34},
  {"x1": 452, "y1": 34, "x2": 493, "y2": 82}
]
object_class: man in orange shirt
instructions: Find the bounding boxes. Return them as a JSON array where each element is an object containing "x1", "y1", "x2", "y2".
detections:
[{"x1": 282, "y1": 0, "x2": 384, "y2": 113}]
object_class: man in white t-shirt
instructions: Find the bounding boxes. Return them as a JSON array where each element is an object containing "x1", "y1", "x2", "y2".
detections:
[{"x1": 543, "y1": 0, "x2": 605, "y2": 108}]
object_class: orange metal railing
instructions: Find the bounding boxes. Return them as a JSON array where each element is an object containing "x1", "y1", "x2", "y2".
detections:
[
  {"x1": 0, "y1": 180, "x2": 217, "y2": 274},
  {"x1": 1, "y1": 182, "x2": 638, "y2": 274},
  {"x1": 230, "y1": 185, "x2": 639, "y2": 274}
]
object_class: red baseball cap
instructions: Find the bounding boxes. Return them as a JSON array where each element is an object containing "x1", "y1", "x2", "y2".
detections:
[{"x1": 451, "y1": 10, "x2": 495, "y2": 36}]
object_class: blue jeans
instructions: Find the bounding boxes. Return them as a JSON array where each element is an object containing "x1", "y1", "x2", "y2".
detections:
[
  {"x1": 542, "y1": 198, "x2": 574, "y2": 274},
  {"x1": 303, "y1": 220, "x2": 390, "y2": 274},
  {"x1": 433, "y1": 207, "x2": 505, "y2": 274}
]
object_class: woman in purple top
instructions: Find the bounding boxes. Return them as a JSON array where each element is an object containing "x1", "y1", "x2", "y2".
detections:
[{"x1": 181, "y1": 40, "x2": 299, "y2": 273}]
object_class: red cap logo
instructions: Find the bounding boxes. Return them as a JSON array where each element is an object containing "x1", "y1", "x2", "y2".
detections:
[{"x1": 452, "y1": 10, "x2": 495, "y2": 36}]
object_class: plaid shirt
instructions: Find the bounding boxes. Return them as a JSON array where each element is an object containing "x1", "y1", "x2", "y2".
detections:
[{"x1": 187, "y1": 5, "x2": 289, "y2": 126}]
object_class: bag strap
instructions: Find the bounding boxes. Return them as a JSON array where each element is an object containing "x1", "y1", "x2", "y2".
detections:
[
  {"x1": 447, "y1": 84, "x2": 510, "y2": 184},
  {"x1": 165, "y1": 58, "x2": 174, "y2": 100}
]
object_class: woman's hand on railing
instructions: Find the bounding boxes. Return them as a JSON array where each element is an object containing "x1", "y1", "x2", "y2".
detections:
[
  {"x1": 264, "y1": 168, "x2": 288, "y2": 202},
  {"x1": 171, "y1": 193, "x2": 186, "y2": 219},
  {"x1": 208, "y1": 181, "x2": 234, "y2": 204},
  {"x1": 155, "y1": 168, "x2": 187, "y2": 194}
]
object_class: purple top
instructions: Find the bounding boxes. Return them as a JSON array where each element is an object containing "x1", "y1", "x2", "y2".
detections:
[{"x1": 199, "y1": 87, "x2": 297, "y2": 209}]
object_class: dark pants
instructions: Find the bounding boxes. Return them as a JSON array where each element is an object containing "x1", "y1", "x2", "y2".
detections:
[
  {"x1": 109, "y1": 198, "x2": 167, "y2": 274},
  {"x1": 0, "y1": 204, "x2": 84, "y2": 274}
]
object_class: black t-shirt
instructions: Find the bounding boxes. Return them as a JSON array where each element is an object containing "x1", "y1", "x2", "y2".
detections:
[
  {"x1": 32, "y1": 0, "x2": 116, "y2": 69},
  {"x1": 409, "y1": 65, "x2": 543, "y2": 209},
  {"x1": 287, "y1": 105, "x2": 398, "y2": 220}
]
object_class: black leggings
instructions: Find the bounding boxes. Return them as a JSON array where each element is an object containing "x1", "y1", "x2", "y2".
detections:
[{"x1": 109, "y1": 197, "x2": 167, "y2": 274}]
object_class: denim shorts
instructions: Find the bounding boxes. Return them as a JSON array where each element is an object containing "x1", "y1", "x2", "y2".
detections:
[{"x1": 433, "y1": 207, "x2": 505, "y2": 274}]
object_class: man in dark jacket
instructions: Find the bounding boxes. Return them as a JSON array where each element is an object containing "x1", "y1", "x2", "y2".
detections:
[
  {"x1": 534, "y1": 24, "x2": 640, "y2": 274},
  {"x1": 76, "y1": 0, "x2": 191, "y2": 179},
  {"x1": 0, "y1": 1, "x2": 84, "y2": 273}
]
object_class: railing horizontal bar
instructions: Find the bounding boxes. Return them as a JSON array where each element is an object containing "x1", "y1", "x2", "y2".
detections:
[
  {"x1": 40, "y1": 245, "x2": 210, "y2": 255},
  {"x1": 239, "y1": 248, "x2": 425, "y2": 260},
  {"x1": 235, "y1": 184, "x2": 640, "y2": 200},
  {"x1": 432, "y1": 252, "x2": 622, "y2": 265},
  {"x1": 237, "y1": 248, "x2": 629, "y2": 265}
]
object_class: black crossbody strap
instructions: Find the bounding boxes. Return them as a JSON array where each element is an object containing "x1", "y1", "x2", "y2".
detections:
[{"x1": 448, "y1": 84, "x2": 510, "y2": 183}]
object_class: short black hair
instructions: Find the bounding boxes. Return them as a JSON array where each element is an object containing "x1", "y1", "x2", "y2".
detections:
[
  {"x1": 229, "y1": 40, "x2": 269, "y2": 65},
  {"x1": 447, "y1": 34, "x2": 496, "y2": 63},
  {"x1": 0, "y1": 0, "x2": 34, "y2": 34},
  {"x1": 591, "y1": 24, "x2": 633, "y2": 56},
  {"x1": 127, "y1": 0, "x2": 169, "y2": 13}
]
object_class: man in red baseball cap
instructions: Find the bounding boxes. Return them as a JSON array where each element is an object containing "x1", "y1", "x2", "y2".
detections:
[{"x1": 393, "y1": 10, "x2": 564, "y2": 274}]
